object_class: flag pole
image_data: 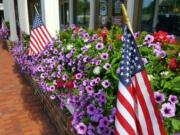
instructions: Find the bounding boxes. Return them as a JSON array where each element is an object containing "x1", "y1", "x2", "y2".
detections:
[
  {"x1": 34, "y1": 4, "x2": 39, "y2": 16},
  {"x1": 121, "y1": 3, "x2": 134, "y2": 34}
]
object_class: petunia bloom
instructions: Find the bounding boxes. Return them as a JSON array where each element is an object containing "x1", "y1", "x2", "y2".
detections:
[
  {"x1": 100, "y1": 53, "x2": 109, "y2": 60},
  {"x1": 101, "y1": 80, "x2": 111, "y2": 88},
  {"x1": 96, "y1": 43, "x2": 104, "y2": 50},
  {"x1": 154, "y1": 91, "x2": 165, "y2": 104},
  {"x1": 75, "y1": 122, "x2": 87, "y2": 135},
  {"x1": 168, "y1": 95, "x2": 178, "y2": 104},
  {"x1": 160, "y1": 102, "x2": 176, "y2": 118}
]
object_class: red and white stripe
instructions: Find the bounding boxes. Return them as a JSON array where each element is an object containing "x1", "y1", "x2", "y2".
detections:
[
  {"x1": 28, "y1": 25, "x2": 52, "y2": 55},
  {"x1": 115, "y1": 70, "x2": 167, "y2": 135}
]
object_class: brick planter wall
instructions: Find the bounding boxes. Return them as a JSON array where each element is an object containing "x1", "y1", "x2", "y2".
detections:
[{"x1": 18, "y1": 66, "x2": 76, "y2": 135}]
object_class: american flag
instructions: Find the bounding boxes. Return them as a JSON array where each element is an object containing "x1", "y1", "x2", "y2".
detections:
[
  {"x1": 114, "y1": 25, "x2": 167, "y2": 135},
  {"x1": 28, "y1": 15, "x2": 52, "y2": 55}
]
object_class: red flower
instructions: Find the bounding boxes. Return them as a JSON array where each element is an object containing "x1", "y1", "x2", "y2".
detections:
[
  {"x1": 65, "y1": 80, "x2": 74, "y2": 90},
  {"x1": 169, "y1": 38, "x2": 176, "y2": 44},
  {"x1": 154, "y1": 31, "x2": 168, "y2": 44},
  {"x1": 56, "y1": 79, "x2": 64, "y2": 89},
  {"x1": 169, "y1": 58, "x2": 177, "y2": 71}
]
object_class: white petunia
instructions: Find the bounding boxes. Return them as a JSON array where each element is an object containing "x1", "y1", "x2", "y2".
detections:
[
  {"x1": 93, "y1": 66, "x2": 101, "y2": 75},
  {"x1": 67, "y1": 44, "x2": 73, "y2": 50}
]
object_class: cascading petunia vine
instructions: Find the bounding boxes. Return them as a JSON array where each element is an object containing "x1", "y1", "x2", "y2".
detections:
[{"x1": 12, "y1": 24, "x2": 180, "y2": 135}]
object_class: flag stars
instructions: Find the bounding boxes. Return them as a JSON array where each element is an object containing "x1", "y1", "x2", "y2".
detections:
[
  {"x1": 126, "y1": 67, "x2": 130, "y2": 71},
  {"x1": 126, "y1": 73, "x2": 130, "y2": 77},
  {"x1": 128, "y1": 34, "x2": 131, "y2": 38},
  {"x1": 135, "y1": 57, "x2": 139, "y2": 61},
  {"x1": 125, "y1": 79, "x2": 130, "y2": 83},
  {"x1": 138, "y1": 65, "x2": 141, "y2": 69},
  {"x1": 120, "y1": 72, "x2": 124, "y2": 76}
]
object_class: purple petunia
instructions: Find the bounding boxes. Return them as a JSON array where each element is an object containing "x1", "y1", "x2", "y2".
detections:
[
  {"x1": 160, "y1": 102, "x2": 176, "y2": 118},
  {"x1": 168, "y1": 95, "x2": 178, "y2": 104},
  {"x1": 154, "y1": 91, "x2": 165, "y2": 104},
  {"x1": 95, "y1": 60, "x2": 101, "y2": 65},
  {"x1": 47, "y1": 85, "x2": 55, "y2": 92},
  {"x1": 50, "y1": 95, "x2": 56, "y2": 100},
  {"x1": 101, "y1": 53, "x2": 109, "y2": 60},
  {"x1": 85, "y1": 86, "x2": 94, "y2": 94},
  {"x1": 87, "y1": 104, "x2": 96, "y2": 115},
  {"x1": 96, "y1": 43, "x2": 104, "y2": 50},
  {"x1": 95, "y1": 77, "x2": 101, "y2": 84},
  {"x1": 101, "y1": 80, "x2": 111, "y2": 88},
  {"x1": 90, "y1": 80, "x2": 96, "y2": 87},
  {"x1": 103, "y1": 63, "x2": 111, "y2": 70},
  {"x1": 144, "y1": 34, "x2": 154, "y2": 44},
  {"x1": 99, "y1": 117, "x2": 109, "y2": 128},
  {"x1": 142, "y1": 57, "x2": 148, "y2": 65},
  {"x1": 83, "y1": 79, "x2": 89, "y2": 86},
  {"x1": 62, "y1": 73, "x2": 68, "y2": 80},
  {"x1": 75, "y1": 122, "x2": 87, "y2": 135},
  {"x1": 75, "y1": 73, "x2": 83, "y2": 80}
]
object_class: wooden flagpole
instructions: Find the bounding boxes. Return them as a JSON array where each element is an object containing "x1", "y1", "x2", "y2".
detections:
[{"x1": 121, "y1": 3, "x2": 134, "y2": 34}]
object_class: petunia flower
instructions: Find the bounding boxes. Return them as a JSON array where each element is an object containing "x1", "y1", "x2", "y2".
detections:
[
  {"x1": 101, "y1": 80, "x2": 111, "y2": 88},
  {"x1": 96, "y1": 43, "x2": 104, "y2": 50},
  {"x1": 103, "y1": 63, "x2": 111, "y2": 70},
  {"x1": 99, "y1": 117, "x2": 109, "y2": 128},
  {"x1": 75, "y1": 73, "x2": 83, "y2": 80},
  {"x1": 100, "y1": 53, "x2": 109, "y2": 60},
  {"x1": 75, "y1": 122, "x2": 87, "y2": 135},
  {"x1": 160, "y1": 102, "x2": 176, "y2": 118},
  {"x1": 85, "y1": 86, "x2": 94, "y2": 94},
  {"x1": 50, "y1": 95, "x2": 56, "y2": 100},
  {"x1": 87, "y1": 104, "x2": 96, "y2": 115},
  {"x1": 168, "y1": 95, "x2": 178, "y2": 104},
  {"x1": 144, "y1": 34, "x2": 154, "y2": 44},
  {"x1": 154, "y1": 91, "x2": 165, "y2": 104},
  {"x1": 142, "y1": 58, "x2": 148, "y2": 65},
  {"x1": 93, "y1": 66, "x2": 101, "y2": 75}
]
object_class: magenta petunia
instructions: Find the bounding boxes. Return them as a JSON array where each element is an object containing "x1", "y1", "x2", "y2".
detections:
[
  {"x1": 160, "y1": 102, "x2": 176, "y2": 118},
  {"x1": 75, "y1": 122, "x2": 87, "y2": 135},
  {"x1": 168, "y1": 95, "x2": 178, "y2": 104},
  {"x1": 154, "y1": 91, "x2": 165, "y2": 104},
  {"x1": 101, "y1": 80, "x2": 111, "y2": 88},
  {"x1": 103, "y1": 63, "x2": 111, "y2": 70},
  {"x1": 100, "y1": 53, "x2": 109, "y2": 60},
  {"x1": 75, "y1": 73, "x2": 83, "y2": 80},
  {"x1": 96, "y1": 43, "x2": 104, "y2": 50}
]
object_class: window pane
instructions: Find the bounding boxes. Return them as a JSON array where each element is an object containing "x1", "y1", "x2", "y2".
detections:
[
  {"x1": 141, "y1": 0, "x2": 155, "y2": 32},
  {"x1": 74, "y1": 0, "x2": 90, "y2": 27},
  {"x1": 156, "y1": 0, "x2": 180, "y2": 36}
]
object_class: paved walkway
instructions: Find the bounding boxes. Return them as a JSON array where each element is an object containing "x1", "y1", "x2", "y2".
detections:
[{"x1": 0, "y1": 43, "x2": 57, "y2": 135}]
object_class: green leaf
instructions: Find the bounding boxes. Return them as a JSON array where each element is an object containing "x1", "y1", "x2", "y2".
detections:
[{"x1": 171, "y1": 119, "x2": 180, "y2": 132}]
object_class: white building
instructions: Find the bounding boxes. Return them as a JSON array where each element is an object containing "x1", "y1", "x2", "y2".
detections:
[{"x1": 1, "y1": 0, "x2": 180, "y2": 41}]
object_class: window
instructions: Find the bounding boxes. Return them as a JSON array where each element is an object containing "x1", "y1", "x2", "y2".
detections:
[
  {"x1": 141, "y1": 0, "x2": 156, "y2": 32},
  {"x1": 156, "y1": 0, "x2": 180, "y2": 36},
  {"x1": 74, "y1": 0, "x2": 90, "y2": 27},
  {"x1": 141, "y1": 0, "x2": 180, "y2": 36},
  {"x1": 60, "y1": 2, "x2": 69, "y2": 26}
]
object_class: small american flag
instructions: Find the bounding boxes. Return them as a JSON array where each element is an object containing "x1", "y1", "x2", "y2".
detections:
[
  {"x1": 114, "y1": 25, "x2": 167, "y2": 135},
  {"x1": 28, "y1": 15, "x2": 52, "y2": 55}
]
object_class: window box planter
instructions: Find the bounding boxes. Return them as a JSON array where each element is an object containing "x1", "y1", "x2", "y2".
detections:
[{"x1": 16, "y1": 64, "x2": 76, "y2": 135}]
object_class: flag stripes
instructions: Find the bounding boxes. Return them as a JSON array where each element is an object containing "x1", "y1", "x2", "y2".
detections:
[
  {"x1": 114, "y1": 25, "x2": 167, "y2": 135},
  {"x1": 28, "y1": 15, "x2": 52, "y2": 55}
]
